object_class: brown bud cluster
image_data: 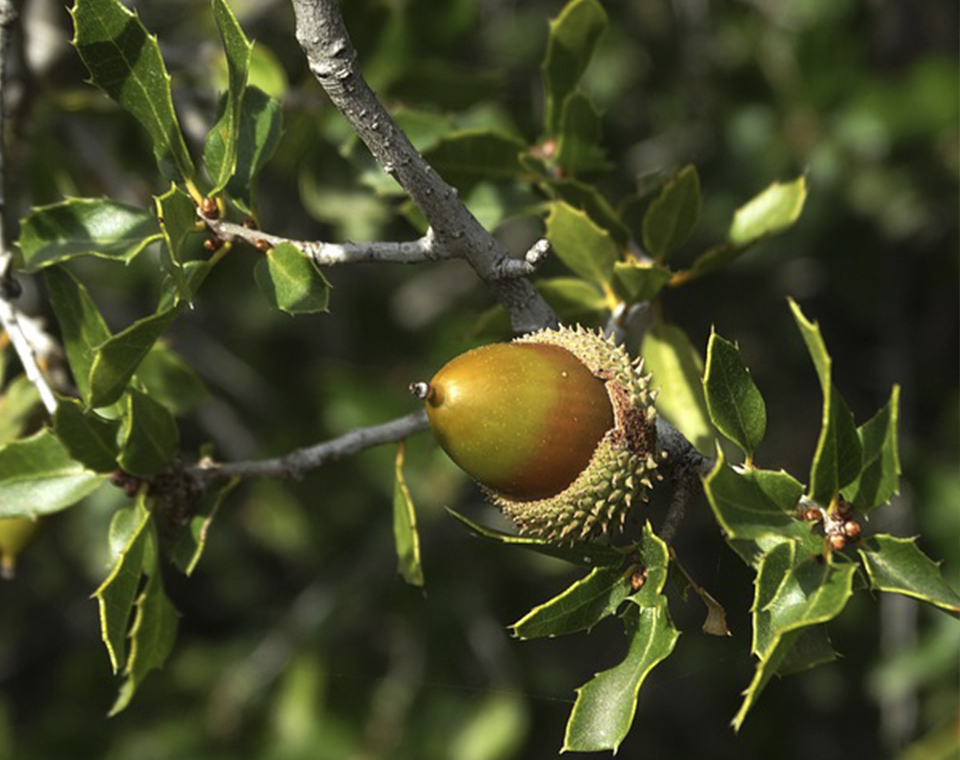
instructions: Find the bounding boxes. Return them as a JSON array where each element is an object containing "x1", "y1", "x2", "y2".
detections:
[{"x1": 109, "y1": 470, "x2": 143, "y2": 498}]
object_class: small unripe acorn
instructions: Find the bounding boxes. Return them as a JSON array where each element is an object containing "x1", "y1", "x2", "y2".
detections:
[{"x1": 413, "y1": 326, "x2": 659, "y2": 542}]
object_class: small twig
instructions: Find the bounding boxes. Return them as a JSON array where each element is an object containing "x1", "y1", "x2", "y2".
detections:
[
  {"x1": 655, "y1": 416, "x2": 713, "y2": 544},
  {"x1": 289, "y1": 0, "x2": 556, "y2": 333},
  {"x1": 0, "y1": 1, "x2": 56, "y2": 415},
  {"x1": 199, "y1": 214, "x2": 547, "y2": 279},
  {"x1": 191, "y1": 409, "x2": 429, "y2": 482}
]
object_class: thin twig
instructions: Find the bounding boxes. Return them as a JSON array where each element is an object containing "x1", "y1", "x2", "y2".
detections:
[
  {"x1": 191, "y1": 409, "x2": 429, "y2": 482},
  {"x1": 289, "y1": 0, "x2": 556, "y2": 334},
  {"x1": 655, "y1": 415, "x2": 713, "y2": 544},
  {"x1": 200, "y1": 214, "x2": 548, "y2": 279},
  {"x1": 0, "y1": 1, "x2": 57, "y2": 415}
]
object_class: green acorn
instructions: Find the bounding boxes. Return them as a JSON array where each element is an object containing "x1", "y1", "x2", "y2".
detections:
[{"x1": 412, "y1": 326, "x2": 659, "y2": 542}]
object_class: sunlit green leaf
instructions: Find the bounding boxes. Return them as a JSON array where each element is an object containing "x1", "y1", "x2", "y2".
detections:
[
  {"x1": 542, "y1": 178, "x2": 630, "y2": 246},
  {"x1": 843, "y1": 386, "x2": 900, "y2": 513},
  {"x1": 640, "y1": 323, "x2": 714, "y2": 454},
  {"x1": 204, "y1": 0, "x2": 253, "y2": 193},
  {"x1": 642, "y1": 165, "x2": 701, "y2": 261},
  {"x1": 729, "y1": 176, "x2": 807, "y2": 248},
  {"x1": 703, "y1": 330, "x2": 766, "y2": 460},
  {"x1": 19, "y1": 199, "x2": 160, "y2": 271},
  {"x1": 545, "y1": 201, "x2": 619, "y2": 287},
  {"x1": 134, "y1": 343, "x2": 209, "y2": 416},
  {"x1": 172, "y1": 477, "x2": 238, "y2": 576},
  {"x1": 393, "y1": 442, "x2": 424, "y2": 587},
  {"x1": 542, "y1": 0, "x2": 607, "y2": 137},
  {"x1": 0, "y1": 430, "x2": 106, "y2": 519},
  {"x1": 224, "y1": 86, "x2": 282, "y2": 214},
  {"x1": 53, "y1": 396, "x2": 120, "y2": 473},
  {"x1": 555, "y1": 92, "x2": 608, "y2": 175},
  {"x1": 154, "y1": 186, "x2": 196, "y2": 299},
  {"x1": 70, "y1": 0, "x2": 195, "y2": 181},
  {"x1": 859, "y1": 535, "x2": 960, "y2": 617},
  {"x1": 0, "y1": 376, "x2": 41, "y2": 446},
  {"x1": 93, "y1": 499, "x2": 150, "y2": 673},
  {"x1": 254, "y1": 242, "x2": 331, "y2": 314},
  {"x1": 789, "y1": 299, "x2": 862, "y2": 504},
  {"x1": 611, "y1": 261, "x2": 671, "y2": 304}
]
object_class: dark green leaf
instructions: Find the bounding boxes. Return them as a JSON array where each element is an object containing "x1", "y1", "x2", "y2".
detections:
[
  {"x1": 70, "y1": 0, "x2": 195, "y2": 181},
  {"x1": 729, "y1": 176, "x2": 807, "y2": 247},
  {"x1": 511, "y1": 565, "x2": 631, "y2": 639},
  {"x1": 0, "y1": 429, "x2": 105, "y2": 519},
  {"x1": 134, "y1": 343, "x2": 209, "y2": 415},
  {"x1": 44, "y1": 266, "x2": 112, "y2": 404},
  {"x1": 19, "y1": 199, "x2": 160, "y2": 271},
  {"x1": 703, "y1": 330, "x2": 766, "y2": 460},
  {"x1": 555, "y1": 92, "x2": 609, "y2": 175},
  {"x1": 703, "y1": 455, "x2": 810, "y2": 544},
  {"x1": 642, "y1": 165, "x2": 701, "y2": 261},
  {"x1": 542, "y1": 178, "x2": 630, "y2": 246},
  {"x1": 154, "y1": 186, "x2": 196, "y2": 299},
  {"x1": 224, "y1": 86, "x2": 282, "y2": 214},
  {"x1": 53, "y1": 396, "x2": 120, "y2": 472},
  {"x1": 545, "y1": 201, "x2": 619, "y2": 287},
  {"x1": 446, "y1": 508, "x2": 622, "y2": 567},
  {"x1": 393, "y1": 442, "x2": 424, "y2": 587},
  {"x1": 640, "y1": 323, "x2": 714, "y2": 454},
  {"x1": 117, "y1": 389, "x2": 179, "y2": 478},
  {"x1": 172, "y1": 478, "x2": 237, "y2": 576},
  {"x1": 422, "y1": 130, "x2": 527, "y2": 192},
  {"x1": 859, "y1": 535, "x2": 960, "y2": 617},
  {"x1": 254, "y1": 242, "x2": 331, "y2": 314},
  {"x1": 611, "y1": 261, "x2": 671, "y2": 304},
  {"x1": 204, "y1": 0, "x2": 253, "y2": 193},
  {"x1": 542, "y1": 0, "x2": 607, "y2": 137},
  {"x1": 843, "y1": 386, "x2": 901, "y2": 513},
  {"x1": 563, "y1": 597, "x2": 679, "y2": 753},
  {"x1": 109, "y1": 545, "x2": 179, "y2": 715},
  {"x1": 89, "y1": 305, "x2": 181, "y2": 408},
  {"x1": 93, "y1": 499, "x2": 150, "y2": 673},
  {"x1": 777, "y1": 625, "x2": 838, "y2": 676},
  {"x1": 789, "y1": 299, "x2": 862, "y2": 504},
  {"x1": 628, "y1": 522, "x2": 671, "y2": 607},
  {"x1": 733, "y1": 542, "x2": 856, "y2": 730}
]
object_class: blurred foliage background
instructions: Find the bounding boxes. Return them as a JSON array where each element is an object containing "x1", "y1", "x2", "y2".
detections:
[{"x1": 2, "y1": 0, "x2": 957, "y2": 758}]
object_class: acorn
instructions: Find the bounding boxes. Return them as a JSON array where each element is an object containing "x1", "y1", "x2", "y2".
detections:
[{"x1": 412, "y1": 326, "x2": 659, "y2": 543}]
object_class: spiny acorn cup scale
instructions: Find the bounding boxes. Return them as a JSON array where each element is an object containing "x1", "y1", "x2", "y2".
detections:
[{"x1": 413, "y1": 326, "x2": 660, "y2": 543}]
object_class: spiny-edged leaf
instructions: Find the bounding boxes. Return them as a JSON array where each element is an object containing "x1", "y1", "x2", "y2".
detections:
[
  {"x1": 542, "y1": 178, "x2": 630, "y2": 246},
  {"x1": 511, "y1": 565, "x2": 630, "y2": 640},
  {"x1": 224, "y1": 86, "x2": 282, "y2": 214},
  {"x1": 19, "y1": 199, "x2": 160, "y2": 271},
  {"x1": 685, "y1": 176, "x2": 806, "y2": 280},
  {"x1": 159, "y1": 259, "x2": 216, "y2": 311},
  {"x1": 89, "y1": 305, "x2": 181, "y2": 409},
  {"x1": 733, "y1": 543, "x2": 856, "y2": 731},
  {"x1": 393, "y1": 441, "x2": 424, "y2": 587},
  {"x1": 0, "y1": 376, "x2": 41, "y2": 446},
  {"x1": 117, "y1": 389, "x2": 179, "y2": 478},
  {"x1": 204, "y1": 0, "x2": 253, "y2": 193},
  {"x1": 542, "y1": 0, "x2": 607, "y2": 137},
  {"x1": 858, "y1": 535, "x2": 960, "y2": 617},
  {"x1": 789, "y1": 299, "x2": 862, "y2": 504},
  {"x1": 640, "y1": 323, "x2": 714, "y2": 454},
  {"x1": 554, "y1": 92, "x2": 609, "y2": 175},
  {"x1": 729, "y1": 176, "x2": 807, "y2": 248},
  {"x1": 154, "y1": 186, "x2": 195, "y2": 300},
  {"x1": 446, "y1": 508, "x2": 622, "y2": 567},
  {"x1": 44, "y1": 266, "x2": 111, "y2": 404},
  {"x1": 703, "y1": 454, "x2": 811, "y2": 545},
  {"x1": 703, "y1": 330, "x2": 766, "y2": 460},
  {"x1": 777, "y1": 624, "x2": 838, "y2": 676},
  {"x1": 93, "y1": 499, "x2": 150, "y2": 673},
  {"x1": 70, "y1": 0, "x2": 194, "y2": 181},
  {"x1": 628, "y1": 522, "x2": 671, "y2": 607},
  {"x1": 611, "y1": 261, "x2": 671, "y2": 304},
  {"x1": 172, "y1": 477, "x2": 238, "y2": 576},
  {"x1": 109, "y1": 550, "x2": 179, "y2": 715},
  {"x1": 254, "y1": 242, "x2": 331, "y2": 314},
  {"x1": 843, "y1": 386, "x2": 900, "y2": 513},
  {"x1": 545, "y1": 201, "x2": 619, "y2": 287},
  {"x1": 422, "y1": 129, "x2": 527, "y2": 192},
  {"x1": 0, "y1": 429, "x2": 106, "y2": 519},
  {"x1": 642, "y1": 164, "x2": 701, "y2": 261},
  {"x1": 134, "y1": 343, "x2": 208, "y2": 416},
  {"x1": 563, "y1": 597, "x2": 679, "y2": 753},
  {"x1": 53, "y1": 396, "x2": 120, "y2": 472}
]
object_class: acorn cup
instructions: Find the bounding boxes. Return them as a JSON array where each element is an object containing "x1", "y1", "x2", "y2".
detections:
[{"x1": 412, "y1": 326, "x2": 660, "y2": 543}]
